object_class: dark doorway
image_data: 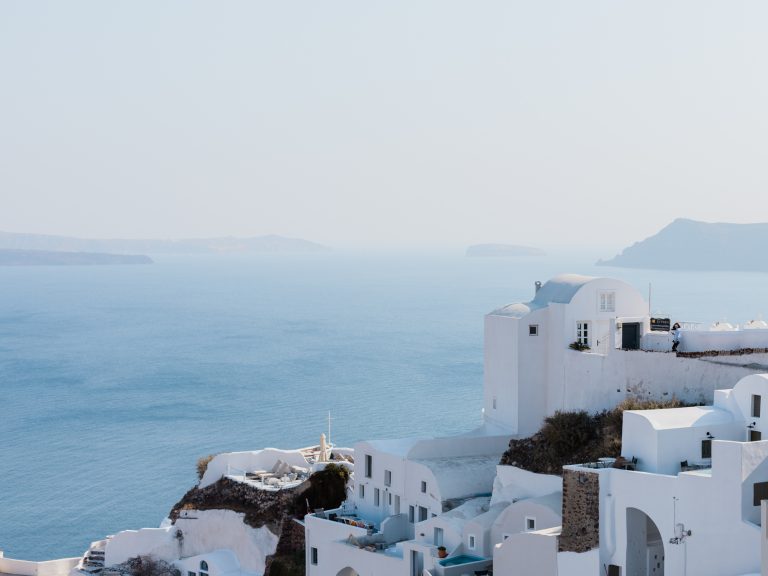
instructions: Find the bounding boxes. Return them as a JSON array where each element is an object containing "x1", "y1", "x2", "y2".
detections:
[{"x1": 622, "y1": 323, "x2": 641, "y2": 350}]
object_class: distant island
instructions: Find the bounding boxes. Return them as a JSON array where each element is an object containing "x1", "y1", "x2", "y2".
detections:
[
  {"x1": 598, "y1": 218, "x2": 768, "y2": 272},
  {"x1": 0, "y1": 249, "x2": 153, "y2": 266},
  {"x1": 0, "y1": 231, "x2": 330, "y2": 255},
  {"x1": 466, "y1": 243, "x2": 546, "y2": 258}
]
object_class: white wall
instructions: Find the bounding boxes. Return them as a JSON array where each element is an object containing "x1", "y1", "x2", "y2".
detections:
[
  {"x1": 598, "y1": 439, "x2": 764, "y2": 576},
  {"x1": 353, "y1": 435, "x2": 508, "y2": 530},
  {"x1": 105, "y1": 509, "x2": 278, "y2": 575},
  {"x1": 304, "y1": 514, "x2": 407, "y2": 576},
  {"x1": 621, "y1": 412, "x2": 744, "y2": 475},
  {"x1": 484, "y1": 314, "x2": 521, "y2": 432},
  {"x1": 729, "y1": 374, "x2": 768, "y2": 438},
  {"x1": 0, "y1": 555, "x2": 79, "y2": 576},
  {"x1": 490, "y1": 500, "x2": 561, "y2": 548},
  {"x1": 483, "y1": 276, "x2": 766, "y2": 437},
  {"x1": 174, "y1": 550, "x2": 240, "y2": 576},
  {"x1": 681, "y1": 328, "x2": 768, "y2": 353},
  {"x1": 492, "y1": 529, "x2": 559, "y2": 576},
  {"x1": 490, "y1": 466, "x2": 562, "y2": 507},
  {"x1": 200, "y1": 449, "x2": 310, "y2": 488},
  {"x1": 557, "y1": 548, "x2": 599, "y2": 576}
]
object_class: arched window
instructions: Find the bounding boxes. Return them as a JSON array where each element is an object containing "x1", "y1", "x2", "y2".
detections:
[{"x1": 200, "y1": 560, "x2": 209, "y2": 576}]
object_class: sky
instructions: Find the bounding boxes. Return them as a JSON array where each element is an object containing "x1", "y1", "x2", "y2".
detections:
[{"x1": 1, "y1": 1, "x2": 767, "y2": 252}]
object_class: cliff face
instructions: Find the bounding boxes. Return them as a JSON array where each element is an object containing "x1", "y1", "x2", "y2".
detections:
[
  {"x1": 168, "y1": 465, "x2": 349, "y2": 576},
  {"x1": 598, "y1": 218, "x2": 768, "y2": 271}
]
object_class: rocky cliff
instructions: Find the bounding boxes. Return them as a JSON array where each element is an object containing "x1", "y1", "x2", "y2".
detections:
[
  {"x1": 598, "y1": 218, "x2": 768, "y2": 271},
  {"x1": 168, "y1": 465, "x2": 349, "y2": 576}
]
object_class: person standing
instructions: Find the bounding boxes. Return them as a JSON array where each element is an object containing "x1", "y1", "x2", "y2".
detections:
[{"x1": 671, "y1": 322, "x2": 681, "y2": 352}]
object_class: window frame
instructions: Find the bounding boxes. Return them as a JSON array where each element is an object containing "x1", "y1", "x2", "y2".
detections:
[
  {"x1": 754, "y1": 481, "x2": 768, "y2": 506},
  {"x1": 468, "y1": 534, "x2": 476, "y2": 550},
  {"x1": 529, "y1": 324, "x2": 539, "y2": 336},
  {"x1": 311, "y1": 547, "x2": 318, "y2": 565},
  {"x1": 374, "y1": 487, "x2": 380, "y2": 507},
  {"x1": 753, "y1": 395, "x2": 762, "y2": 418},
  {"x1": 420, "y1": 480, "x2": 427, "y2": 494},
  {"x1": 525, "y1": 516, "x2": 536, "y2": 532},
  {"x1": 384, "y1": 469, "x2": 392, "y2": 486},
  {"x1": 359, "y1": 483, "x2": 365, "y2": 499},
  {"x1": 576, "y1": 321, "x2": 590, "y2": 346},
  {"x1": 599, "y1": 291, "x2": 616, "y2": 313},
  {"x1": 701, "y1": 439, "x2": 712, "y2": 459},
  {"x1": 365, "y1": 454, "x2": 373, "y2": 478}
]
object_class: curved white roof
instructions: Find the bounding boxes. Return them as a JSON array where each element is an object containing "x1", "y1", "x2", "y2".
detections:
[
  {"x1": 627, "y1": 406, "x2": 734, "y2": 430},
  {"x1": 491, "y1": 274, "x2": 596, "y2": 318}
]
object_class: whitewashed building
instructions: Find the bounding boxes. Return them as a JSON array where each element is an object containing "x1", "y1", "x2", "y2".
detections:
[
  {"x1": 484, "y1": 274, "x2": 768, "y2": 436},
  {"x1": 492, "y1": 373, "x2": 768, "y2": 576}
]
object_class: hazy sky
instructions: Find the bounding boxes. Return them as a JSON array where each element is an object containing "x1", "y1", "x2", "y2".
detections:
[{"x1": 1, "y1": 1, "x2": 767, "y2": 251}]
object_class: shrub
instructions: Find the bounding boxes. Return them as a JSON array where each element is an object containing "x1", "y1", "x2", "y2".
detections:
[
  {"x1": 569, "y1": 341, "x2": 590, "y2": 351},
  {"x1": 196, "y1": 454, "x2": 215, "y2": 480},
  {"x1": 118, "y1": 556, "x2": 180, "y2": 576}
]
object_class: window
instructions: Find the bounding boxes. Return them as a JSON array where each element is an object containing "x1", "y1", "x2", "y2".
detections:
[
  {"x1": 529, "y1": 324, "x2": 538, "y2": 336},
  {"x1": 577, "y1": 322, "x2": 590, "y2": 346},
  {"x1": 188, "y1": 572, "x2": 196, "y2": 576},
  {"x1": 408, "y1": 505, "x2": 415, "y2": 523},
  {"x1": 607, "y1": 566, "x2": 621, "y2": 576},
  {"x1": 418, "y1": 506, "x2": 428, "y2": 522},
  {"x1": 599, "y1": 291, "x2": 616, "y2": 313},
  {"x1": 525, "y1": 517, "x2": 536, "y2": 531},
  {"x1": 754, "y1": 481, "x2": 768, "y2": 506},
  {"x1": 468, "y1": 534, "x2": 476, "y2": 550},
  {"x1": 753, "y1": 395, "x2": 762, "y2": 418},
  {"x1": 374, "y1": 488, "x2": 380, "y2": 507},
  {"x1": 310, "y1": 547, "x2": 318, "y2": 565},
  {"x1": 365, "y1": 454, "x2": 373, "y2": 478},
  {"x1": 199, "y1": 561, "x2": 208, "y2": 576},
  {"x1": 492, "y1": 396, "x2": 497, "y2": 410},
  {"x1": 359, "y1": 484, "x2": 365, "y2": 499},
  {"x1": 384, "y1": 469, "x2": 392, "y2": 486},
  {"x1": 502, "y1": 534, "x2": 511, "y2": 541},
  {"x1": 388, "y1": 493, "x2": 392, "y2": 505},
  {"x1": 701, "y1": 439, "x2": 712, "y2": 459},
  {"x1": 434, "y1": 527, "x2": 444, "y2": 546},
  {"x1": 751, "y1": 430, "x2": 762, "y2": 442},
  {"x1": 421, "y1": 481, "x2": 427, "y2": 493}
]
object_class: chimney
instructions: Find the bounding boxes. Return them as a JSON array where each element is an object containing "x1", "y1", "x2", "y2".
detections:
[{"x1": 535, "y1": 280, "x2": 542, "y2": 294}]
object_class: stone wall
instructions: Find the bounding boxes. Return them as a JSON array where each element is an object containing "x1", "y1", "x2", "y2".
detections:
[{"x1": 559, "y1": 468, "x2": 600, "y2": 553}]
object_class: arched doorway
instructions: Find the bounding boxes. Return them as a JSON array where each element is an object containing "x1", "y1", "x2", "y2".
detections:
[
  {"x1": 626, "y1": 508, "x2": 664, "y2": 576},
  {"x1": 336, "y1": 568, "x2": 360, "y2": 576}
]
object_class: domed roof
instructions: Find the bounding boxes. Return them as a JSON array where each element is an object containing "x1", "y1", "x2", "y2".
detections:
[{"x1": 490, "y1": 274, "x2": 596, "y2": 318}]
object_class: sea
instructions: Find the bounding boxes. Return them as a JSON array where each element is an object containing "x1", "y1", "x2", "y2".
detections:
[{"x1": 3, "y1": 251, "x2": 768, "y2": 561}]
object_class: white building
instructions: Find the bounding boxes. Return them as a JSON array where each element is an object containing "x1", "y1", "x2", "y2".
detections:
[
  {"x1": 484, "y1": 274, "x2": 768, "y2": 436},
  {"x1": 493, "y1": 373, "x2": 768, "y2": 576},
  {"x1": 305, "y1": 274, "x2": 768, "y2": 576}
]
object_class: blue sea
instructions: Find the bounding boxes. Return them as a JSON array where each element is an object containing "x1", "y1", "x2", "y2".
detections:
[{"x1": 3, "y1": 252, "x2": 768, "y2": 561}]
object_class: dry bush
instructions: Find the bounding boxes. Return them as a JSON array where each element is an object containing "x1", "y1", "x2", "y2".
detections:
[{"x1": 196, "y1": 454, "x2": 215, "y2": 480}]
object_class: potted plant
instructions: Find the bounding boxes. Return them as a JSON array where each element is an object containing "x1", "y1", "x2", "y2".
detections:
[{"x1": 437, "y1": 546, "x2": 447, "y2": 558}]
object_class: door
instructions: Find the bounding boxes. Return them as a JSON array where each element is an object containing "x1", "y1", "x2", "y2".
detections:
[
  {"x1": 434, "y1": 527, "x2": 444, "y2": 547},
  {"x1": 622, "y1": 322, "x2": 641, "y2": 350},
  {"x1": 410, "y1": 550, "x2": 423, "y2": 576}
]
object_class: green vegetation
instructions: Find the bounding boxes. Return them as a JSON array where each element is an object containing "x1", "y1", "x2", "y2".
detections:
[
  {"x1": 500, "y1": 398, "x2": 690, "y2": 475},
  {"x1": 568, "y1": 341, "x2": 590, "y2": 351},
  {"x1": 266, "y1": 551, "x2": 305, "y2": 576}
]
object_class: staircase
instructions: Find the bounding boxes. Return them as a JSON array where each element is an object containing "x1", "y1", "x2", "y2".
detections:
[{"x1": 78, "y1": 540, "x2": 108, "y2": 574}]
